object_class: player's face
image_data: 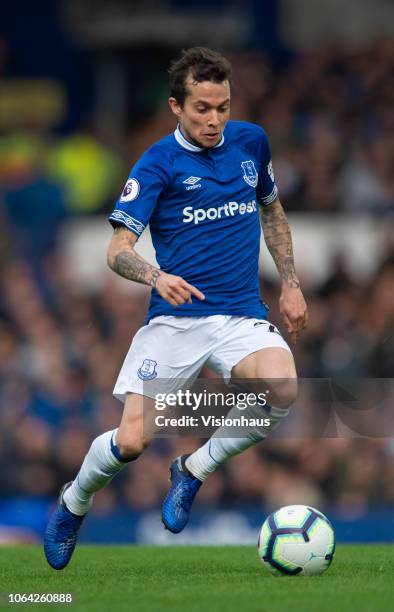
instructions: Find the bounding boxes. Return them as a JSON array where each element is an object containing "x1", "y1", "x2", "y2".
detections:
[{"x1": 169, "y1": 78, "x2": 230, "y2": 148}]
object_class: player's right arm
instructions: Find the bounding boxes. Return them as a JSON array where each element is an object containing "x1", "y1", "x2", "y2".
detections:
[
  {"x1": 109, "y1": 146, "x2": 204, "y2": 306},
  {"x1": 107, "y1": 226, "x2": 204, "y2": 307}
]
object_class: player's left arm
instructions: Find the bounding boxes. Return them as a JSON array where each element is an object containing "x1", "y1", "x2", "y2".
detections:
[{"x1": 260, "y1": 197, "x2": 308, "y2": 345}]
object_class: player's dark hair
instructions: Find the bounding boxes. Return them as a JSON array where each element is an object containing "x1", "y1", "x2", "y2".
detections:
[{"x1": 169, "y1": 47, "x2": 232, "y2": 106}]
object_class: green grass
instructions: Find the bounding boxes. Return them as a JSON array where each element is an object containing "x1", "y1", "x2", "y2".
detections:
[{"x1": 0, "y1": 546, "x2": 393, "y2": 612}]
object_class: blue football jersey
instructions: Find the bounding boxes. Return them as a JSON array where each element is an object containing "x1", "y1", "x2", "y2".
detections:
[{"x1": 109, "y1": 120, "x2": 278, "y2": 321}]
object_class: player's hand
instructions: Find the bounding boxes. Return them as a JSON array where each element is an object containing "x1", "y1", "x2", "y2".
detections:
[
  {"x1": 155, "y1": 272, "x2": 205, "y2": 307},
  {"x1": 279, "y1": 283, "x2": 308, "y2": 346}
]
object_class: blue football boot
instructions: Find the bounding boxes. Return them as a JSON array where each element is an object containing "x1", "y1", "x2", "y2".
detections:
[
  {"x1": 162, "y1": 455, "x2": 202, "y2": 533},
  {"x1": 44, "y1": 482, "x2": 85, "y2": 570}
]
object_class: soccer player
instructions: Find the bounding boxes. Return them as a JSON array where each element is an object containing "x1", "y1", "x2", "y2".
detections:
[{"x1": 44, "y1": 47, "x2": 307, "y2": 569}]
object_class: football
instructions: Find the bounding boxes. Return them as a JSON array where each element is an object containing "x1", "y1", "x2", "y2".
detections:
[{"x1": 258, "y1": 505, "x2": 335, "y2": 576}]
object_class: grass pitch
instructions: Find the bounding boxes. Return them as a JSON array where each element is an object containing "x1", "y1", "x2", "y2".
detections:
[{"x1": 0, "y1": 545, "x2": 393, "y2": 612}]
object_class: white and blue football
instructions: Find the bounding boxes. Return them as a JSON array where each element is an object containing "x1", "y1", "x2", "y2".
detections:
[{"x1": 258, "y1": 505, "x2": 335, "y2": 576}]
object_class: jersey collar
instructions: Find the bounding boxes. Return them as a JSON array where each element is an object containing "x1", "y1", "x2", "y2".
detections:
[{"x1": 174, "y1": 124, "x2": 225, "y2": 152}]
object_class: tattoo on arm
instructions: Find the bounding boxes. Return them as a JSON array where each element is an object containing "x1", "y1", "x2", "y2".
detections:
[
  {"x1": 113, "y1": 251, "x2": 162, "y2": 287},
  {"x1": 109, "y1": 226, "x2": 162, "y2": 287},
  {"x1": 260, "y1": 199, "x2": 300, "y2": 288}
]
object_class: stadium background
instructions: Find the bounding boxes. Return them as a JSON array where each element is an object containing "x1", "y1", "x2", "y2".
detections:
[{"x1": 0, "y1": 0, "x2": 393, "y2": 545}]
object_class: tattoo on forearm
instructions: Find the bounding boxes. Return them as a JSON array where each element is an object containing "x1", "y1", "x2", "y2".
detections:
[
  {"x1": 109, "y1": 226, "x2": 162, "y2": 287},
  {"x1": 260, "y1": 201, "x2": 300, "y2": 288},
  {"x1": 113, "y1": 251, "x2": 162, "y2": 287}
]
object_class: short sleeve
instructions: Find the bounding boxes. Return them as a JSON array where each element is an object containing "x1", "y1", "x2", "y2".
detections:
[
  {"x1": 109, "y1": 147, "x2": 171, "y2": 237},
  {"x1": 255, "y1": 128, "x2": 278, "y2": 207}
]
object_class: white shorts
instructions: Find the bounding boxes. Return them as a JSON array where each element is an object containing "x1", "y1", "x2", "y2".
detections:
[{"x1": 113, "y1": 315, "x2": 291, "y2": 402}]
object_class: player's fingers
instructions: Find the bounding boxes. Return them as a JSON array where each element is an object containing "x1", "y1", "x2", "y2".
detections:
[
  {"x1": 172, "y1": 286, "x2": 191, "y2": 303},
  {"x1": 289, "y1": 309, "x2": 306, "y2": 329},
  {"x1": 292, "y1": 312, "x2": 307, "y2": 341},
  {"x1": 282, "y1": 312, "x2": 294, "y2": 333},
  {"x1": 166, "y1": 290, "x2": 185, "y2": 306},
  {"x1": 296, "y1": 311, "x2": 308, "y2": 331},
  {"x1": 182, "y1": 281, "x2": 205, "y2": 301},
  {"x1": 178, "y1": 289, "x2": 193, "y2": 304},
  {"x1": 298, "y1": 318, "x2": 306, "y2": 331},
  {"x1": 166, "y1": 296, "x2": 179, "y2": 307},
  {"x1": 173, "y1": 294, "x2": 187, "y2": 306},
  {"x1": 166, "y1": 279, "x2": 193, "y2": 303},
  {"x1": 294, "y1": 316, "x2": 304, "y2": 331}
]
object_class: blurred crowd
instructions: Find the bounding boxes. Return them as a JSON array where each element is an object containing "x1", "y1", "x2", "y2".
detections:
[
  {"x1": 230, "y1": 39, "x2": 393, "y2": 214},
  {"x1": 0, "y1": 41, "x2": 393, "y2": 517},
  {"x1": 0, "y1": 39, "x2": 393, "y2": 230}
]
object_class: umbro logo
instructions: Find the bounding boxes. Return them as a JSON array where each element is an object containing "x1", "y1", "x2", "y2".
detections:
[
  {"x1": 183, "y1": 176, "x2": 202, "y2": 190},
  {"x1": 183, "y1": 176, "x2": 201, "y2": 185}
]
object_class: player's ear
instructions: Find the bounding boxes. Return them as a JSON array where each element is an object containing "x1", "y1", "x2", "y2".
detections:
[{"x1": 168, "y1": 97, "x2": 182, "y2": 117}]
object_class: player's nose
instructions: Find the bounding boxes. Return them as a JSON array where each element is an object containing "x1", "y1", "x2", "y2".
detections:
[{"x1": 207, "y1": 110, "x2": 220, "y2": 127}]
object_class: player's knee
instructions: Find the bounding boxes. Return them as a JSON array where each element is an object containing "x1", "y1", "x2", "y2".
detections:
[
  {"x1": 115, "y1": 433, "x2": 150, "y2": 460},
  {"x1": 268, "y1": 378, "x2": 298, "y2": 409}
]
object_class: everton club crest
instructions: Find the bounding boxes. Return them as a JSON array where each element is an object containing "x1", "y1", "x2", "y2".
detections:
[
  {"x1": 241, "y1": 160, "x2": 258, "y2": 188},
  {"x1": 137, "y1": 358, "x2": 158, "y2": 381}
]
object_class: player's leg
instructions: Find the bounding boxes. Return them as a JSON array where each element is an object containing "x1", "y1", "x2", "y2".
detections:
[
  {"x1": 44, "y1": 393, "x2": 156, "y2": 570},
  {"x1": 63, "y1": 393, "x2": 157, "y2": 515},
  {"x1": 162, "y1": 317, "x2": 296, "y2": 533},
  {"x1": 186, "y1": 347, "x2": 297, "y2": 482},
  {"x1": 231, "y1": 345, "x2": 297, "y2": 404},
  {"x1": 45, "y1": 315, "x2": 213, "y2": 564}
]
